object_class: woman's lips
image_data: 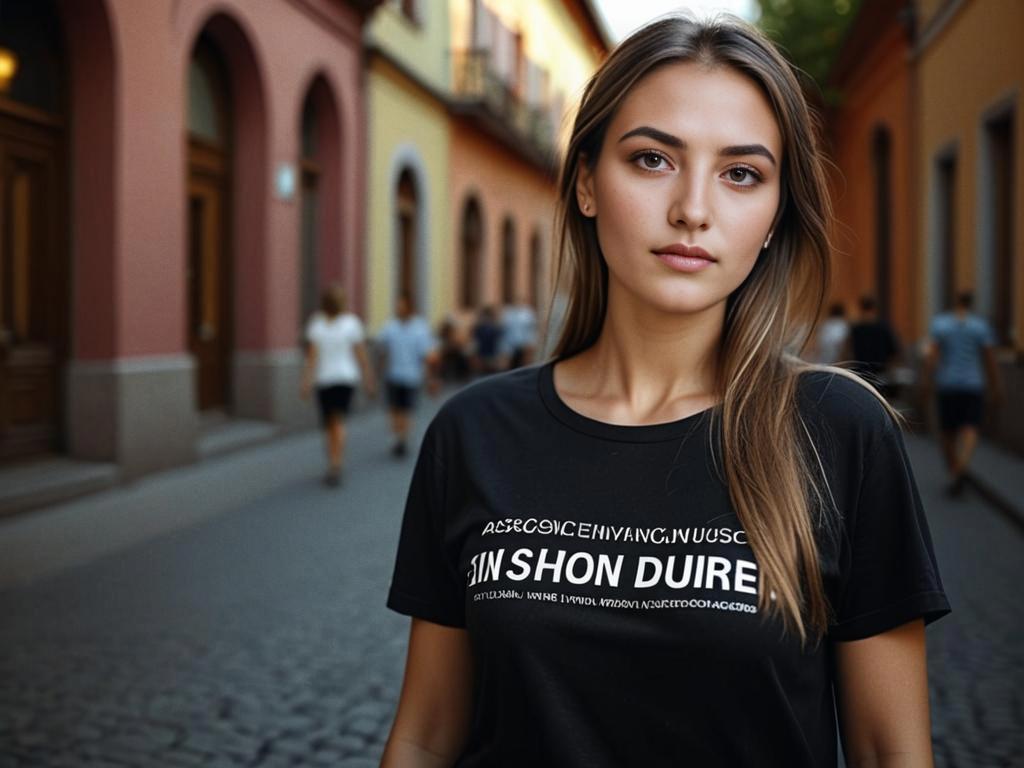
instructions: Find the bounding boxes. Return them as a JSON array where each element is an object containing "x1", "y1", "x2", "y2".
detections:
[{"x1": 653, "y1": 246, "x2": 716, "y2": 273}]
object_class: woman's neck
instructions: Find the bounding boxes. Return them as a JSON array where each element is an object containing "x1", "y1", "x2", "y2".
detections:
[{"x1": 561, "y1": 286, "x2": 724, "y2": 420}]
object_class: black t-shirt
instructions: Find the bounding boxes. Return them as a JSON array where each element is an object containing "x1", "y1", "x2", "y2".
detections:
[{"x1": 387, "y1": 360, "x2": 950, "y2": 767}]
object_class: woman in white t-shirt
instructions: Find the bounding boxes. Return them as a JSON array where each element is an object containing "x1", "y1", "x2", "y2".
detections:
[{"x1": 301, "y1": 285, "x2": 376, "y2": 486}]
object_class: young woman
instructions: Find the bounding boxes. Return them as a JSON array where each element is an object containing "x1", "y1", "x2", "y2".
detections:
[
  {"x1": 382, "y1": 15, "x2": 950, "y2": 767},
  {"x1": 301, "y1": 285, "x2": 375, "y2": 486}
]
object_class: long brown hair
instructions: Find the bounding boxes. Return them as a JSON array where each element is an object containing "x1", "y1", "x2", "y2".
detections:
[{"x1": 550, "y1": 14, "x2": 903, "y2": 647}]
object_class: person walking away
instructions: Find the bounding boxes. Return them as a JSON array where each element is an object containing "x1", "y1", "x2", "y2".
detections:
[
  {"x1": 376, "y1": 293, "x2": 441, "y2": 458},
  {"x1": 301, "y1": 285, "x2": 376, "y2": 486},
  {"x1": 438, "y1": 315, "x2": 470, "y2": 382},
  {"x1": 847, "y1": 295, "x2": 901, "y2": 400},
  {"x1": 812, "y1": 302, "x2": 848, "y2": 364},
  {"x1": 502, "y1": 296, "x2": 539, "y2": 370},
  {"x1": 471, "y1": 306, "x2": 504, "y2": 376},
  {"x1": 921, "y1": 290, "x2": 1004, "y2": 496}
]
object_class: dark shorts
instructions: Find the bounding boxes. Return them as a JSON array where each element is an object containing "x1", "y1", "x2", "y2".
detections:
[
  {"x1": 937, "y1": 389, "x2": 983, "y2": 432},
  {"x1": 316, "y1": 384, "x2": 354, "y2": 426},
  {"x1": 387, "y1": 382, "x2": 418, "y2": 412}
]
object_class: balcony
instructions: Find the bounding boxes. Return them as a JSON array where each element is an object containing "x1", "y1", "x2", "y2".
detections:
[{"x1": 450, "y1": 49, "x2": 557, "y2": 172}]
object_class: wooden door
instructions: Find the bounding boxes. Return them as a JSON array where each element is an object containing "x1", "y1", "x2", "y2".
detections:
[
  {"x1": 187, "y1": 140, "x2": 231, "y2": 412},
  {"x1": 0, "y1": 113, "x2": 65, "y2": 460}
]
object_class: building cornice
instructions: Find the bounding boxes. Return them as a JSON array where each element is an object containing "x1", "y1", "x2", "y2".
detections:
[{"x1": 912, "y1": 0, "x2": 967, "y2": 59}]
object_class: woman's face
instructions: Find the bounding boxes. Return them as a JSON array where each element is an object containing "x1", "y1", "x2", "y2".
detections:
[{"x1": 577, "y1": 61, "x2": 783, "y2": 317}]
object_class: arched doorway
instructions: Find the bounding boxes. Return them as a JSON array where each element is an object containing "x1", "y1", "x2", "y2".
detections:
[
  {"x1": 186, "y1": 34, "x2": 233, "y2": 413},
  {"x1": 460, "y1": 196, "x2": 483, "y2": 310},
  {"x1": 501, "y1": 216, "x2": 516, "y2": 305},
  {"x1": 0, "y1": 0, "x2": 68, "y2": 460},
  {"x1": 298, "y1": 74, "x2": 341, "y2": 334},
  {"x1": 396, "y1": 168, "x2": 418, "y2": 303}
]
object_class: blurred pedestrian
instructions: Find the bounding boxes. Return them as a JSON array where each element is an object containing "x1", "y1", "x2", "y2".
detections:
[
  {"x1": 438, "y1": 315, "x2": 470, "y2": 382},
  {"x1": 471, "y1": 305, "x2": 504, "y2": 376},
  {"x1": 502, "y1": 295, "x2": 539, "y2": 370},
  {"x1": 847, "y1": 295, "x2": 901, "y2": 399},
  {"x1": 812, "y1": 302, "x2": 848, "y2": 364},
  {"x1": 921, "y1": 291, "x2": 1005, "y2": 497},
  {"x1": 377, "y1": 293, "x2": 441, "y2": 458},
  {"x1": 301, "y1": 284, "x2": 376, "y2": 487}
]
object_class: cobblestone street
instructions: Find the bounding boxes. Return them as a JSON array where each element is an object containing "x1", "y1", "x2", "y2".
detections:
[{"x1": 0, "y1": 390, "x2": 1021, "y2": 767}]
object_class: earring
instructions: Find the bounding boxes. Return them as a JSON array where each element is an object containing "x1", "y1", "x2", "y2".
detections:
[{"x1": 763, "y1": 230, "x2": 774, "y2": 250}]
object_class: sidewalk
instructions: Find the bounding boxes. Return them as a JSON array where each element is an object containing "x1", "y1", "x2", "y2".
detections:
[
  {"x1": 964, "y1": 437, "x2": 1024, "y2": 530},
  {"x1": 0, "y1": 390, "x2": 451, "y2": 591}
]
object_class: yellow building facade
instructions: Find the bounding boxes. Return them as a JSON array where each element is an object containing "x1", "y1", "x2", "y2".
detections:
[
  {"x1": 364, "y1": 0, "x2": 607, "y2": 335},
  {"x1": 365, "y1": 1, "x2": 453, "y2": 329}
]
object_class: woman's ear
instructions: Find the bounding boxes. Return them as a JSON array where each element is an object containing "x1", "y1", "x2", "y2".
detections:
[{"x1": 576, "y1": 155, "x2": 596, "y2": 217}]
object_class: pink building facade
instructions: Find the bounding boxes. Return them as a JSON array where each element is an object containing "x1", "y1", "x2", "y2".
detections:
[{"x1": 0, "y1": 0, "x2": 379, "y2": 478}]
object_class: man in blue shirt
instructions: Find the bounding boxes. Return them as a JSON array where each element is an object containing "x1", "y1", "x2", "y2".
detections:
[
  {"x1": 376, "y1": 294, "x2": 440, "y2": 457},
  {"x1": 921, "y1": 291, "x2": 1005, "y2": 496}
]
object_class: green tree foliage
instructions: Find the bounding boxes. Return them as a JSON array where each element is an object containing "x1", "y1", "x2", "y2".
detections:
[{"x1": 756, "y1": 0, "x2": 863, "y2": 104}]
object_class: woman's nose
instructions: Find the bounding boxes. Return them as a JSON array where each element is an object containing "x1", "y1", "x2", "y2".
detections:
[{"x1": 667, "y1": 171, "x2": 711, "y2": 232}]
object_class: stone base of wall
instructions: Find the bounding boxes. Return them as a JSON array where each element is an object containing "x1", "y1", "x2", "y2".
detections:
[
  {"x1": 233, "y1": 349, "x2": 316, "y2": 430},
  {"x1": 67, "y1": 356, "x2": 198, "y2": 479}
]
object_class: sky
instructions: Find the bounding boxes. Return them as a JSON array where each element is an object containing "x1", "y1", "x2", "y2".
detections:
[{"x1": 592, "y1": 0, "x2": 760, "y2": 43}]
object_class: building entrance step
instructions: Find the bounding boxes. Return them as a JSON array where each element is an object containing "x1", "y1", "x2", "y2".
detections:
[{"x1": 0, "y1": 457, "x2": 120, "y2": 517}]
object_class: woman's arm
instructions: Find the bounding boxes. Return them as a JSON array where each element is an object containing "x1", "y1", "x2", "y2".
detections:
[
  {"x1": 834, "y1": 618, "x2": 935, "y2": 767},
  {"x1": 380, "y1": 618, "x2": 474, "y2": 768}
]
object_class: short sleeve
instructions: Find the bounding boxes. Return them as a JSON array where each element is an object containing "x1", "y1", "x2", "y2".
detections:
[
  {"x1": 387, "y1": 427, "x2": 466, "y2": 628},
  {"x1": 829, "y1": 418, "x2": 951, "y2": 641},
  {"x1": 419, "y1": 324, "x2": 438, "y2": 358}
]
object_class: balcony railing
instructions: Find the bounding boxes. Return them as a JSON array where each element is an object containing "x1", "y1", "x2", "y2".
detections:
[{"x1": 450, "y1": 48, "x2": 556, "y2": 163}]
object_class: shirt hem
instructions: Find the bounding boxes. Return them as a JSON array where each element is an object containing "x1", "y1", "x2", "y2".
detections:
[
  {"x1": 387, "y1": 588, "x2": 466, "y2": 629},
  {"x1": 829, "y1": 590, "x2": 951, "y2": 641}
]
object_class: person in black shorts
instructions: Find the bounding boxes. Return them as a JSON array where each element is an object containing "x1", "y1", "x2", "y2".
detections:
[
  {"x1": 922, "y1": 291, "x2": 1004, "y2": 496},
  {"x1": 301, "y1": 285, "x2": 376, "y2": 486}
]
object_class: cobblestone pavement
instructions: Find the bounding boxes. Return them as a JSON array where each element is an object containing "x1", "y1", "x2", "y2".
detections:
[
  {"x1": 910, "y1": 436, "x2": 1024, "y2": 768},
  {"x1": 0, "y1": 392, "x2": 1020, "y2": 767}
]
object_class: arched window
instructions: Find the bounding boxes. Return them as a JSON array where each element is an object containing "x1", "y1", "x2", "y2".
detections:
[
  {"x1": 461, "y1": 196, "x2": 483, "y2": 309},
  {"x1": 501, "y1": 216, "x2": 516, "y2": 305},
  {"x1": 397, "y1": 168, "x2": 418, "y2": 302},
  {"x1": 871, "y1": 125, "x2": 892, "y2": 321}
]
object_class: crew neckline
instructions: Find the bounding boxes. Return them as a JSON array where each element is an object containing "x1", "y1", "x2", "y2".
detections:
[{"x1": 538, "y1": 358, "x2": 715, "y2": 443}]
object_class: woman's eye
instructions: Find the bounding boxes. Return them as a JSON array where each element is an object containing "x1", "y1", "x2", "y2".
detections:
[
  {"x1": 726, "y1": 167, "x2": 762, "y2": 186},
  {"x1": 634, "y1": 151, "x2": 668, "y2": 171}
]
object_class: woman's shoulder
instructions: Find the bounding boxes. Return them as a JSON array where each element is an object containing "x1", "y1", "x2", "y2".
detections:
[
  {"x1": 795, "y1": 367, "x2": 899, "y2": 442},
  {"x1": 428, "y1": 365, "x2": 545, "y2": 438}
]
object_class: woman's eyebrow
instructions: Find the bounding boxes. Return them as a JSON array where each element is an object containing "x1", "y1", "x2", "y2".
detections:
[{"x1": 618, "y1": 126, "x2": 777, "y2": 167}]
